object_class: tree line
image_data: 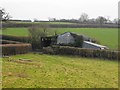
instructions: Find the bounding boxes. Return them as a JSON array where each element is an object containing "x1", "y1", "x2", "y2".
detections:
[
  {"x1": 48, "y1": 13, "x2": 119, "y2": 25},
  {"x1": 0, "y1": 8, "x2": 119, "y2": 25}
]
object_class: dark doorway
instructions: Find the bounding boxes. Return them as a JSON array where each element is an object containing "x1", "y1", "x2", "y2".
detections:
[{"x1": 41, "y1": 37, "x2": 52, "y2": 47}]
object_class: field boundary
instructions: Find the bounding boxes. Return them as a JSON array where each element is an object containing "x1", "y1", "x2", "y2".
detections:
[
  {"x1": 43, "y1": 46, "x2": 119, "y2": 60},
  {"x1": 3, "y1": 23, "x2": 118, "y2": 28},
  {"x1": 2, "y1": 43, "x2": 32, "y2": 56}
]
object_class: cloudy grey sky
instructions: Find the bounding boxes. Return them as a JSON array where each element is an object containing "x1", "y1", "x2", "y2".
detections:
[{"x1": 0, "y1": 0, "x2": 119, "y2": 21}]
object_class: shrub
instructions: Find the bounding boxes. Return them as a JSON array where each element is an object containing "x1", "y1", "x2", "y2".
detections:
[
  {"x1": 28, "y1": 25, "x2": 49, "y2": 50},
  {"x1": 43, "y1": 46, "x2": 118, "y2": 60},
  {"x1": 43, "y1": 47, "x2": 55, "y2": 54},
  {"x1": 2, "y1": 43, "x2": 32, "y2": 56},
  {"x1": 74, "y1": 35, "x2": 83, "y2": 47}
]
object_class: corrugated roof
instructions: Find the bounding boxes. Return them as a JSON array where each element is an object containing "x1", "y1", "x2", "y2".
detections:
[
  {"x1": 58, "y1": 32, "x2": 90, "y2": 40},
  {"x1": 83, "y1": 41, "x2": 107, "y2": 48}
]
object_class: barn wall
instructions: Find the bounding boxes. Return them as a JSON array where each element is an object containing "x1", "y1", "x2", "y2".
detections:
[{"x1": 57, "y1": 33, "x2": 75, "y2": 44}]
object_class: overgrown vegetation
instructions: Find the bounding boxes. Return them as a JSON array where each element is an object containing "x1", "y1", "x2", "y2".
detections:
[
  {"x1": 28, "y1": 25, "x2": 48, "y2": 49},
  {"x1": 43, "y1": 46, "x2": 118, "y2": 60}
]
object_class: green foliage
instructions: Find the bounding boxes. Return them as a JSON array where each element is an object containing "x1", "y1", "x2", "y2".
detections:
[
  {"x1": 74, "y1": 35, "x2": 83, "y2": 47},
  {"x1": 2, "y1": 53, "x2": 118, "y2": 88}
]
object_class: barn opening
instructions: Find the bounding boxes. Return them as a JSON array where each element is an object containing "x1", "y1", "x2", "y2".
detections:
[
  {"x1": 41, "y1": 37, "x2": 52, "y2": 47},
  {"x1": 41, "y1": 36, "x2": 57, "y2": 47}
]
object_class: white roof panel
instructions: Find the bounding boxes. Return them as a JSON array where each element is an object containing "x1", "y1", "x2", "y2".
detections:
[{"x1": 83, "y1": 41, "x2": 107, "y2": 48}]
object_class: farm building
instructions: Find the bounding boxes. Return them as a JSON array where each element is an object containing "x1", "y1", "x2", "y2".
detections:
[
  {"x1": 82, "y1": 41, "x2": 108, "y2": 50},
  {"x1": 41, "y1": 32, "x2": 108, "y2": 50},
  {"x1": 57, "y1": 32, "x2": 75, "y2": 44},
  {"x1": 57, "y1": 32, "x2": 90, "y2": 45},
  {"x1": 41, "y1": 35, "x2": 57, "y2": 47},
  {"x1": 41, "y1": 32, "x2": 90, "y2": 47}
]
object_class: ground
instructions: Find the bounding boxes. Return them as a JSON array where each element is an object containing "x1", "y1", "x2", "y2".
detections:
[{"x1": 2, "y1": 53, "x2": 118, "y2": 88}]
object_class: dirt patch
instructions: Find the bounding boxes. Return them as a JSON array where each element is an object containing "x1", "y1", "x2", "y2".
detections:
[
  {"x1": 8, "y1": 58, "x2": 33, "y2": 65},
  {"x1": 16, "y1": 73, "x2": 28, "y2": 78}
]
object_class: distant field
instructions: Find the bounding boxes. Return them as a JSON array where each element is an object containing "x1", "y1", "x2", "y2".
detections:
[
  {"x1": 1, "y1": 28, "x2": 28, "y2": 36},
  {"x1": 2, "y1": 53, "x2": 118, "y2": 88},
  {"x1": 1, "y1": 28, "x2": 118, "y2": 50},
  {"x1": 7, "y1": 21, "x2": 75, "y2": 25}
]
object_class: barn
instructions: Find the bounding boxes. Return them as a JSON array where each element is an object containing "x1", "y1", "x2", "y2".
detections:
[
  {"x1": 41, "y1": 32, "x2": 108, "y2": 50},
  {"x1": 57, "y1": 32, "x2": 90, "y2": 45},
  {"x1": 57, "y1": 32, "x2": 75, "y2": 44}
]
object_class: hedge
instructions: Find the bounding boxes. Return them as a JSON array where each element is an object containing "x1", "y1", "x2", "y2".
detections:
[
  {"x1": 1, "y1": 43, "x2": 32, "y2": 56},
  {"x1": 1, "y1": 40, "x2": 22, "y2": 44},
  {"x1": 43, "y1": 46, "x2": 119, "y2": 60},
  {"x1": 1, "y1": 35, "x2": 30, "y2": 43},
  {"x1": 2, "y1": 23, "x2": 118, "y2": 28}
]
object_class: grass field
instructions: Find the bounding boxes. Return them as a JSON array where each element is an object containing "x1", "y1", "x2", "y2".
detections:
[
  {"x1": 1, "y1": 28, "x2": 118, "y2": 50},
  {"x1": 2, "y1": 53, "x2": 118, "y2": 88},
  {"x1": 6, "y1": 21, "x2": 75, "y2": 25}
]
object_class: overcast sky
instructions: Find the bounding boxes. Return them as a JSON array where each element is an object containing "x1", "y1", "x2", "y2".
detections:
[{"x1": 0, "y1": 0, "x2": 119, "y2": 21}]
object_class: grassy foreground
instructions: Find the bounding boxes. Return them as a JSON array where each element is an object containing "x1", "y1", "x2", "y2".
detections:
[
  {"x1": 2, "y1": 53, "x2": 118, "y2": 88},
  {"x1": 1, "y1": 28, "x2": 118, "y2": 50}
]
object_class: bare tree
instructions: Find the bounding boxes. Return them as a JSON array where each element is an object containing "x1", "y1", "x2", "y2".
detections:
[
  {"x1": 96, "y1": 16, "x2": 107, "y2": 25},
  {"x1": 0, "y1": 7, "x2": 11, "y2": 21},
  {"x1": 28, "y1": 24, "x2": 49, "y2": 50},
  {"x1": 113, "y1": 18, "x2": 118, "y2": 24},
  {"x1": 0, "y1": 7, "x2": 11, "y2": 30},
  {"x1": 79, "y1": 13, "x2": 89, "y2": 23}
]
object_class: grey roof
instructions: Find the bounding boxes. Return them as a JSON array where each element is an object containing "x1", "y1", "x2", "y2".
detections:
[
  {"x1": 59, "y1": 32, "x2": 90, "y2": 40},
  {"x1": 83, "y1": 41, "x2": 107, "y2": 48}
]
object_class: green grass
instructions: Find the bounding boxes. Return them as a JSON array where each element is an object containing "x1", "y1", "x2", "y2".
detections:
[
  {"x1": 1, "y1": 28, "x2": 29, "y2": 37},
  {"x1": 1, "y1": 28, "x2": 118, "y2": 50},
  {"x1": 2, "y1": 53, "x2": 118, "y2": 88}
]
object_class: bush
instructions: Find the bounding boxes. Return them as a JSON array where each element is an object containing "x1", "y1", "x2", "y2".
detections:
[
  {"x1": 43, "y1": 46, "x2": 119, "y2": 60},
  {"x1": 2, "y1": 43, "x2": 32, "y2": 56},
  {"x1": 43, "y1": 47, "x2": 55, "y2": 54},
  {"x1": 74, "y1": 35, "x2": 83, "y2": 47},
  {"x1": 28, "y1": 25, "x2": 48, "y2": 50}
]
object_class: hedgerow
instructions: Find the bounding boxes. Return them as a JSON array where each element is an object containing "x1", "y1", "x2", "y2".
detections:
[
  {"x1": 1, "y1": 35, "x2": 29, "y2": 43},
  {"x1": 43, "y1": 46, "x2": 119, "y2": 60},
  {"x1": 1, "y1": 40, "x2": 22, "y2": 44},
  {"x1": 2, "y1": 43, "x2": 32, "y2": 56}
]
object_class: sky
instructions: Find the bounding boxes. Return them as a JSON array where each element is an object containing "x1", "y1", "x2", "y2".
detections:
[{"x1": 0, "y1": 0, "x2": 119, "y2": 21}]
